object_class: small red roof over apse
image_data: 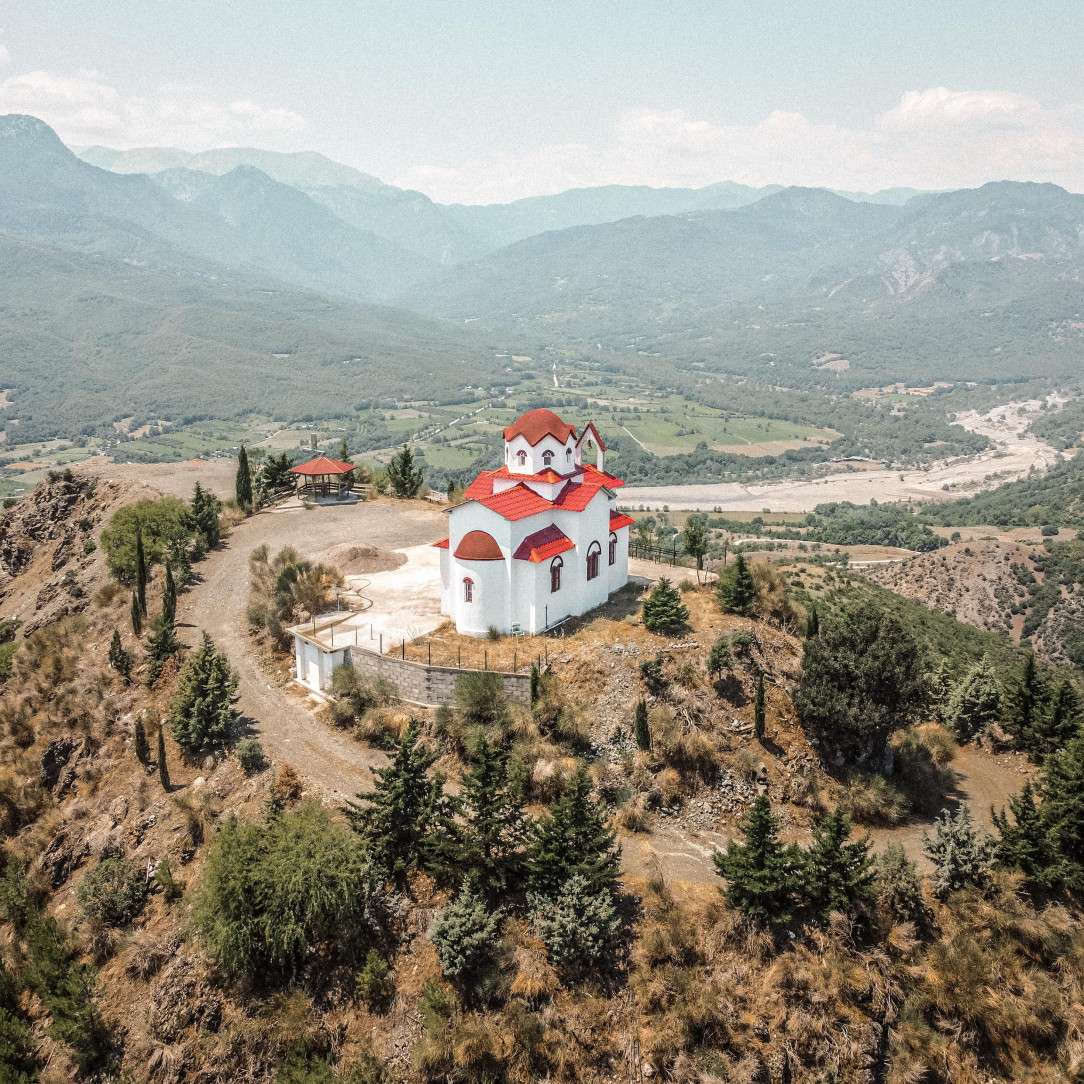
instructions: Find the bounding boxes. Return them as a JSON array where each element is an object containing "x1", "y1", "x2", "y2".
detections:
[
  {"x1": 454, "y1": 531, "x2": 504, "y2": 561},
  {"x1": 502, "y1": 408, "x2": 577, "y2": 447},
  {"x1": 288, "y1": 456, "x2": 356, "y2": 476}
]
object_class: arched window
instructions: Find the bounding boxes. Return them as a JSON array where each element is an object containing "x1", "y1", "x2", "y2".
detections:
[
  {"x1": 608, "y1": 531, "x2": 618, "y2": 566},
  {"x1": 586, "y1": 540, "x2": 601, "y2": 581},
  {"x1": 550, "y1": 556, "x2": 563, "y2": 593},
  {"x1": 516, "y1": 450, "x2": 527, "y2": 467},
  {"x1": 463, "y1": 577, "x2": 474, "y2": 603},
  {"x1": 566, "y1": 447, "x2": 572, "y2": 460},
  {"x1": 542, "y1": 450, "x2": 554, "y2": 467}
]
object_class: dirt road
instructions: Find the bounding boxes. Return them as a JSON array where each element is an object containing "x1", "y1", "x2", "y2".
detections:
[
  {"x1": 621, "y1": 398, "x2": 1062, "y2": 512},
  {"x1": 178, "y1": 498, "x2": 446, "y2": 804}
]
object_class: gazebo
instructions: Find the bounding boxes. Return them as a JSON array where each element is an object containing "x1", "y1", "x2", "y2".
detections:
[{"x1": 288, "y1": 455, "x2": 356, "y2": 499}]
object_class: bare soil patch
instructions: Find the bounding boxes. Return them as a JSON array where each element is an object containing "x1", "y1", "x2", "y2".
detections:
[{"x1": 315, "y1": 542, "x2": 405, "y2": 576}]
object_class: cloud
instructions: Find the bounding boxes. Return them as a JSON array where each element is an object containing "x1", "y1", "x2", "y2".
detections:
[
  {"x1": 0, "y1": 69, "x2": 305, "y2": 149},
  {"x1": 396, "y1": 90, "x2": 1084, "y2": 203},
  {"x1": 0, "y1": 41, "x2": 9, "y2": 68}
]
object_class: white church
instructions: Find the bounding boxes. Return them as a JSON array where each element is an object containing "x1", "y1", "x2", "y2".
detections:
[{"x1": 434, "y1": 408, "x2": 635, "y2": 636}]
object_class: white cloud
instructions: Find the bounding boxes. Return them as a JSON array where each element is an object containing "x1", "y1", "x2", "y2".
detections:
[
  {"x1": 0, "y1": 69, "x2": 305, "y2": 149},
  {"x1": 396, "y1": 90, "x2": 1084, "y2": 203},
  {"x1": 0, "y1": 41, "x2": 10, "y2": 68}
]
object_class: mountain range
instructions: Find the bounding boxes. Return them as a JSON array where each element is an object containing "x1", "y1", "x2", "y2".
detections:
[{"x1": 5, "y1": 112, "x2": 1084, "y2": 442}]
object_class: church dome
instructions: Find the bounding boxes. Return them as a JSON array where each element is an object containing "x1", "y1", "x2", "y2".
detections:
[
  {"x1": 502, "y1": 408, "x2": 576, "y2": 447},
  {"x1": 454, "y1": 531, "x2": 504, "y2": 561}
]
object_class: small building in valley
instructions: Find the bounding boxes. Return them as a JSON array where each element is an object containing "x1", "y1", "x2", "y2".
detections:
[{"x1": 433, "y1": 408, "x2": 635, "y2": 636}]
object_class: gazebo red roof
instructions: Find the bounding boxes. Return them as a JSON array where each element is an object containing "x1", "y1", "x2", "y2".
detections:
[{"x1": 288, "y1": 456, "x2": 355, "y2": 477}]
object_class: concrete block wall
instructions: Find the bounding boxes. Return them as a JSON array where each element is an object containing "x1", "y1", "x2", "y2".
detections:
[{"x1": 345, "y1": 646, "x2": 530, "y2": 707}]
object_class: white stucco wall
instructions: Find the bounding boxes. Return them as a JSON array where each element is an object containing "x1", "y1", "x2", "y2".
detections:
[{"x1": 294, "y1": 635, "x2": 347, "y2": 693}]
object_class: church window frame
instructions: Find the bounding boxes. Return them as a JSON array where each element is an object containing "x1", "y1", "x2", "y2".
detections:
[
  {"x1": 608, "y1": 532, "x2": 618, "y2": 566},
  {"x1": 550, "y1": 556, "x2": 563, "y2": 593},
  {"x1": 586, "y1": 540, "x2": 602, "y2": 581},
  {"x1": 463, "y1": 577, "x2": 474, "y2": 603}
]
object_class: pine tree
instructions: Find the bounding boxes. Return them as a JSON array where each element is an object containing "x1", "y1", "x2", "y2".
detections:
[
  {"x1": 805, "y1": 601, "x2": 819, "y2": 639},
  {"x1": 923, "y1": 805, "x2": 993, "y2": 898},
  {"x1": 806, "y1": 807, "x2": 875, "y2": 919},
  {"x1": 457, "y1": 736, "x2": 527, "y2": 898},
  {"x1": 716, "y1": 552, "x2": 756, "y2": 616},
  {"x1": 161, "y1": 559, "x2": 177, "y2": 629},
  {"x1": 157, "y1": 726, "x2": 170, "y2": 790},
  {"x1": 529, "y1": 661, "x2": 541, "y2": 706},
  {"x1": 108, "y1": 630, "x2": 131, "y2": 683},
  {"x1": 144, "y1": 620, "x2": 181, "y2": 685},
  {"x1": 714, "y1": 794, "x2": 801, "y2": 926},
  {"x1": 134, "y1": 526, "x2": 147, "y2": 615},
  {"x1": 641, "y1": 576, "x2": 689, "y2": 635},
  {"x1": 944, "y1": 655, "x2": 1001, "y2": 741},
  {"x1": 235, "y1": 444, "x2": 253, "y2": 513},
  {"x1": 130, "y1": 591, "x2": 142, "y2": 637},
  {"x1": 754, "y1": 672, "x2": 766, "y2": 741},
  {"x1": 529, "y1": 873, "x2": 619, "y2": 974},
  {"x1": 1028, "y1": 679, "x2": 1081, "y2": 760},
  {"x1": 992, "y1": 779, "x2": 1064, "y2": 890},
  {"x1": 344, "y1": 720, "x2": 454, "y2": 883},
  {"x1": 634, "y1": 699, "x2": 651, "y2": 751},
  {"x1": 526, "y1": 766, "x2": 620, "y2": 899},
  {"x1": 190, "y1": 482, "x2": 222, "y2": 549},
  {"x1": 133, "y1": 715, "x2": 150, "y2": 765},
  {"x1": 1005, "y1": 650, "x2": 1046, "y2": 749},
  {"x1": 168, "y1": 632, "x2": 238, "y2": 752},
  {"x1": 428, "y1": 879, "x2": 502, "y2": 986},
  {"x1": 681, "y1": 517, "x2": 708, "y2": 582},
  {"x1": 707, "y1": 636, "x2": 732, "y2": 679},
  {"x1": 387, "y1": 443, "x2": 424, "y2": 498},
  {"x1": 1038, "y1": 733, "x2": 1084, "y2": 891}
]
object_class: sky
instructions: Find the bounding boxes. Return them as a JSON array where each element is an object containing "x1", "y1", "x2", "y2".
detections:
[{"x1": 2, "y1": 0, "x2": 1084, "y2": 203}]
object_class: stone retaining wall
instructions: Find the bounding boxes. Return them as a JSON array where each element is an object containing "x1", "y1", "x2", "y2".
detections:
[{"x1": 346, "y1": 646, "x2": 530, "y2": 707}]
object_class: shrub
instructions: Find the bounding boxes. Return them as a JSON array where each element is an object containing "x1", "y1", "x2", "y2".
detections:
[
  {"x1": 529, "y1": 874, "x2": 619, "y2": 975},
  {"x1": 77, "y1": 857, "x2": 147, "y2": 927},
  {"x1": 235, "y1": 737, "x2": 266, "y2": 774},
  {"x1": 707, "y1": 636, "x2": 732, "y2": 678},
  {"x1": 355, "y1": 948, "x2": 393, "y2": 1008},
  {"x1": 248, "y1": 545, "x2": 343, "y2": 650},
  {"x1": 750, "y1": 561, "x2": 799, "y2": 627},
  {"x1": 924, "y1": 805, "x2": 993, "y2": 898},
  {"x1": 486, "y1": 625, "x2": 501, "y2": 642},
  {"x1": 874, "y1": 844, "x2": 930, "y2": 927},
  {"x1": 329, "y1": 665, "x2": 392, "y2": 729},
  {"x1": 730, "y1": 629, "x2": 751, "y2": 655},
  {"x1": 793, "y1": 600, "x2": 927, "y2": 764},
  {"x1": 638, "y1": 655, "x2": 665, "y2": 692},
  {"x1": 836, "y1": 773, "x2": 909, "y2": 827},
  {"x1": 892, "y1": 727, "x2": 957, "y2": 816},
  {"x1": 195, "y1": 801, "x2": 385, "y2": 981},
  {"x1": 634, "y1": 699, "x2": 650, "y2": 751},
  {"x1": 716, "y1": 553, "x2": 755, "y2": 616},
  {"x1": 100, "y1": 497, "x2": 192, "y2": 582},
  {"x1": 641, "y1": 577, "x2": 689, "y2": 635},
  {"x1": 454, "y1": 670, "x2": 510, "y2": 732},
  {"x1": 429, "y1": 879, "x2": 503, "y2": 986}
]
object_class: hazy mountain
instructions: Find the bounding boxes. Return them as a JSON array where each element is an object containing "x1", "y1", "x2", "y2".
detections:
[
  {"x1": 0, "y1": 116, "x2": 431, "y2": 301},
  {"x1": 152, "y1": 165, "x2": 432, "y2": 300}
]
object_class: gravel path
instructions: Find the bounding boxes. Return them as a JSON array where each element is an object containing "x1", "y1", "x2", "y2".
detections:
[{"x1": 178, "y1": 499, "x2": 446, "y2": 804}]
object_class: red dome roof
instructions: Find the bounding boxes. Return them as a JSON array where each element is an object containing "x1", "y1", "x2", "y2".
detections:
[
  {"x1": 503, "y1": 408, "x2": 576, "y2": 447},
  {"x1": 454, "y1": 530, "x2": 504, "y2": 561}
]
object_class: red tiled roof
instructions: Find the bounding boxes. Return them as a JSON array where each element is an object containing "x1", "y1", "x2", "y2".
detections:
[
  {"x1": 493, "y1": 465, "x2": 567, "y2": 484},
  {"x1": 578, "y1": 421, "x2": 608, "y2": 453},
  {"x1": 609, "y1": 511, "x2": 636, "y2": 531},
  {"x1": 503, "y1": 408, "x2": 577, "y2": 447},
  {"x1": 476, "y1": 484, "x2": 553, "y2": 521},
  {"x1": 582, "y1": 463, "x2": 624, "y2": 488},
  {"x1": 552, "y1": 481, "x2": 603, "y2": 512},
  {"x1": 513, "y1": 525, "x2": 575, "y2": 563},
  {"x1": 288, "y1": 455, "x2": 355, "y2": 476},
  {"x1": 432, "y1": 537, "x2": 450, "y2": 549},
  {"x1": 454, "y1": 530, "x2": 504, "y2": 560},
  {"x1": 463, "y1": 469, "x2": 497, "y2": 500}
]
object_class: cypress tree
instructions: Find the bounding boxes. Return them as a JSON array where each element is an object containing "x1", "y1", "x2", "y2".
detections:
[
  {"x1": 634, "y1": 699, "x2": 651, "y2": 751},
  {"x1": 344, "y1": 720, "x2": 454, "y2": 883},
  {"x1": 337, "y1": 437, "x2": 351, "y2": 464},
  {"x1": 714, "y1": 794, "x2": 801, "y2": 926},
  {"x1": 157, "y1": 726, "x2": 170, "y2": 790},
  {"x1": 144, "y1": 620, "x2": 181, "y2": 685},
  {"x1": 235, "y1": 444, "x2": 253, "y2": 512},
  {"x1": 806, "y1": 807, "x2": 875, "y2": 919},
  {"x1": 754, "y1": 672, "x2": 766, "y2": 741},
  {"x1": 529, "y1": 661, "x2": 541, "y2": 706},
  {"x1": 526, "y1": 765, "x2": 620, "y2": 899},
  {"x1": 108, "y1": 629, "x2": 131, "y2": 683},
  {"x1": 134, "y1": 526, "x2": 147, "y2": 615},
  {"x1": 190, "y1": 482, "x2": 221, "y2": 548},
  {"x1": 457, "y1": 736, "x2": 527, "y2": 898},
  {"x1": 168, "y1": 631, "x2": 238, "y2": 751},
  {"x1": 716, "y1": 552, "x2": 756, "y2": 616},
  {"x1": 130, "y1": 591, "x2": 142, "y2": 637},
  {"x1": 387, "y1": 444, "x2": 424, "y2": 498},
  {"x1": 161, "y1": 559, "x2": 177, "y2": 629},
  {"x1": 641, "y1": 576, "x2": 689, "y2": 635},
  {"x1": 805, "y1": 601, "x2": 819, "y2": 639},
  {"x1": 133, "y1": 715, "x2": 150, "y2": 765}
]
